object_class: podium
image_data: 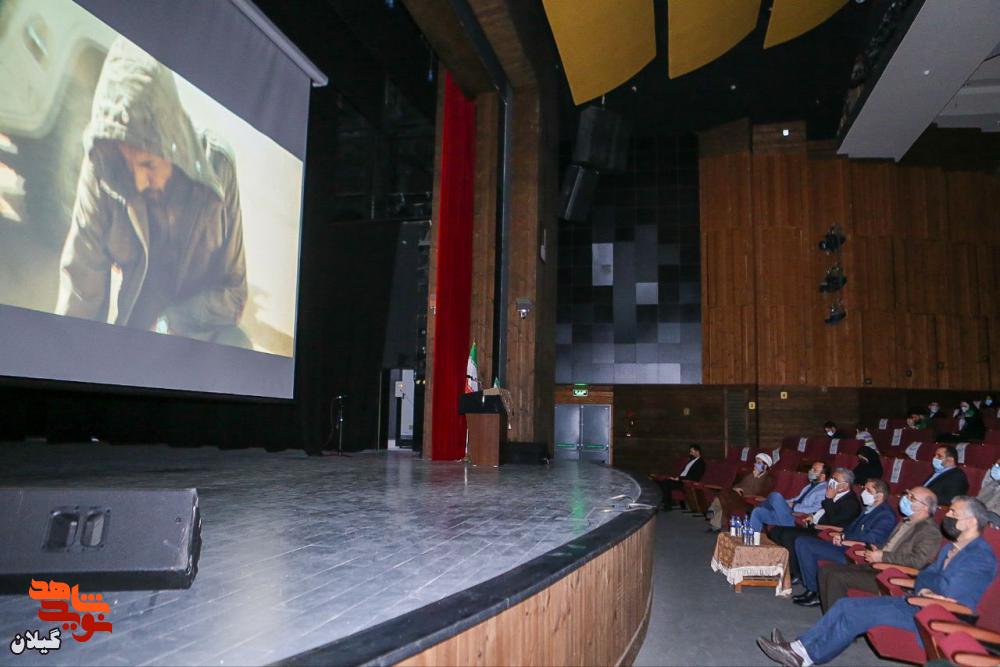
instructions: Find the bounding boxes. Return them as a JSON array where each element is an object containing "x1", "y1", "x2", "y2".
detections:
[{"x1": 459, "y1": 392, "x2": 508, "y2": 467}]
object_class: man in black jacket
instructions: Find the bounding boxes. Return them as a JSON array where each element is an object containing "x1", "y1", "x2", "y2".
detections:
[
  {"x1": 768, "y1": 468, "x2": 862, "y2": 582},
  {"x1": 654, "y1": 444, "x2": 705, "y2": 510},
  {"x1": 923, "y1": 445, "x2": 969, "y2": 505}
]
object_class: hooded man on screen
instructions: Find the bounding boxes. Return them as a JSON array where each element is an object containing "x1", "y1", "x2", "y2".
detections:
[{"x1": 56, "y1": 37, "x2": 250, "y2": 348}]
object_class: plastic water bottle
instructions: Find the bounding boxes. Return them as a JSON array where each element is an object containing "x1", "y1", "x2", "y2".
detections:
[
  {"x1": 730, "y1": 515, "x2": 737, "y2": 537},
  {"x1": 743, "y1": 518, "x2": 753, "y2": 545}
]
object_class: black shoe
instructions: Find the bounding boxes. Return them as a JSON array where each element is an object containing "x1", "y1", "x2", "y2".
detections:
[
  {"x1": 793, "y1": 590, "x2": 820, "y2": 607},
  {"x1": 756, "y1": 638, "x2": 804, "y2": 667}
]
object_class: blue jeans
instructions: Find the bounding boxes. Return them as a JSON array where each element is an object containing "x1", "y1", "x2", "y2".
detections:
[
  {"x1": 795, "y1": 536, "x2": 847, "y2": 593},
  {"x1": 799, "y1": 595, "x2": 918, "y2": 664},
  {"x1": 749, "y1": 492, "x2": 796, "y2": 532}
]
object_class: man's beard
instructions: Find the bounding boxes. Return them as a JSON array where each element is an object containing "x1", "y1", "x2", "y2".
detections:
[{"x1": 144, "y1": 188, "x2": 167, "y2": 205}]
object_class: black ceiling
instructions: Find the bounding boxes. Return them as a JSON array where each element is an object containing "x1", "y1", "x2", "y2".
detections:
[{"x1": 563, "y1": 0, "x2": 883, "y2": 140}]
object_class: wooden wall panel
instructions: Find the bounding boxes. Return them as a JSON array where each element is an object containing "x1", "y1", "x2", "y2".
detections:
[
  {"x1": 612, "y1": 385, "x2": 727, "y2": 472},
  {"x1": 756, "y1": 386, "x2": 860, "y2": 451},
  {"x1": 850, "y1": 162, "x2": 896, "y2": 237},
  {"x1": 935, "y1": 316, "x2": 964, "y2": 390},
  {"x1": 756, "y1": 306, "x2": 807, "y2": 386},
  {"x1": 401, "y1": 519, "x2": 654, "y2": 667},
  {"x1": 990, "y1": 318, "x2": 1000, "y2": 390},
  {"x1": 860, "y1": 310, "x2": 897, "y2": 387},
  {"x1": 804, "y1": 309, "x2": 863, "y2": 387},
  {"x1": 896, "y1": 313, "x2": 937, "y2": 388},
  {"x1": 895, "y1": 166, "x2": 947, "y2": 240},
  {"x1": 946, "y1": 171, "x2": 987, "y2": 244},
  {"x1": 848, "y1": 236, "x2": 894, "y2": 312}
]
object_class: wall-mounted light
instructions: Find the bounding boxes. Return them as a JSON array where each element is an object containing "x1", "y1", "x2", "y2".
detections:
[
  {"x1": 818, "y1": 225, "x2": 846, "y2": 253},
  {"x1": 824, "y1": 301, "x2": 847, "y2": 325},
  {"x1": 516, "y1": 298, "x2": 533, "y2": 319},
  {"x1": 819, "y1": 265, "x2": 847, "y2": 293}
]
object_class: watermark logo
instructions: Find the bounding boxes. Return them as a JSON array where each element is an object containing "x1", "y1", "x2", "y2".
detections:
[
  {"x1": 28, "y1": 580, "x2": 112, "y2": 642},
  {"x1": 9, "y1": 629, "x2": 61, "y2": 655}
]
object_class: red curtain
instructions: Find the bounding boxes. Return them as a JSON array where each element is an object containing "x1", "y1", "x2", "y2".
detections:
[{"x1": 430, "y1": 72, "x2": 476, "y2": 460}]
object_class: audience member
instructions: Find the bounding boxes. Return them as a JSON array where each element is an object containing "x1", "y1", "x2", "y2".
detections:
[
  {"x1": 927, "y1": 401, "x2": 945, "y2": 421},
  {"x1": 769, "y1": 468, "x2": 861, "y2": 583},
  {"x1": 757, "y1": 497, "x2": 996, "y2": 667},
  {"x1": 705, "y1": 453, "x2": 775, "y2": 532},
  {"x1": 905, "y1": 409, "x2": 930, "y2": 431},
  {"x1": 854, "y1": 424, "x2": 874, "y2": 444},
  {"x1": 818, "y1": 486, "x2": 941, "y2": 609},
  {"x1": 978, "y1": 457, "x2": 1000, "y2": 526},
  {"x1": 748, "y1": 462, "x2": 830, "y2": 532},
  {"x1": 939, "y1": 400, "x2": 986, "y2": 442},
  {"x1": 852, "y1": 438, "x2": 882, "y2": 485},
  {"x1": 923, "y1": 445, "x2": 969, "y2": 505},
  {"x1": 822, "y1": 421, "x2": 847, "y2": 439},
  {"x1": 654, "y1": 444, "x2": 705, "y2": 511},
  {"x1": 791, "y1": 478, "x2": 897, "y2": 607}
]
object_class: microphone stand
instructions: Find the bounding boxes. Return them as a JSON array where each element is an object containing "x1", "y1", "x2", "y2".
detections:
[{"x1": 325, "y1": 395, "x2": 350, "y2": 457}]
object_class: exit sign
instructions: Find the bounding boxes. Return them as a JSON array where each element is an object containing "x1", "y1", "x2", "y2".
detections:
[{"x1": 572, "y1": 384, "x2": 589, "y2": 397}]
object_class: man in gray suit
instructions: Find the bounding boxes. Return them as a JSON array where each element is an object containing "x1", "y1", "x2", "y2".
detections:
[{"x1": 818, "y1": 486, "x2": 941, "y2": 610}]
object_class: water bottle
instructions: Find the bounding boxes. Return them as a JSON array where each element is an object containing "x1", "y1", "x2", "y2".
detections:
[
  {"x1": 744, "y1": 518, "x2": 752, "y2": 545},
  {"x1": 729, "y1": 515, "x2": 737, "y2": 537}
]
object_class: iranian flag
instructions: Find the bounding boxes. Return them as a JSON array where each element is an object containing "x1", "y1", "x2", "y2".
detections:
[{"x1": 465, "y1": 342, "x2": 479, "y2": 393}]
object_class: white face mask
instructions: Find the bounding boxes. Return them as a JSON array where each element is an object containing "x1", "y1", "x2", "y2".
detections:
[
  {"x1": 860, "y1": 489, "x2": 876, "y2": 506},
  {"x1": 825, "y1": 429, "x2": 835, "y2": 437},
  {"x1": 991, "y1": 464, "x2": 1000, "y2": 481},
  {"x1": 828, "y1": 479, "x2": 840, "y2": 490}
]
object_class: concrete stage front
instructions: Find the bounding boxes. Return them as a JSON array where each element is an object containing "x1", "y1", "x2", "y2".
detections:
[{"x1": 0, "y1": 444, "x2": 657, "y2": 666}]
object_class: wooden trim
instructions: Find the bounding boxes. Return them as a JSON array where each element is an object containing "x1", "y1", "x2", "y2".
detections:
[{"x1": 398, "y1": 519, "x2": 655, "y2": 666}]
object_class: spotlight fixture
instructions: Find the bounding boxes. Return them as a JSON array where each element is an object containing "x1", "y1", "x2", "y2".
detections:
[
  {"x1": 824, "y1": 301, "x2": 847, "y2": 325},
  {"x1": 818, "y1": 226, "x2": 846, "y2": 253},
  {"x1": 819, "y1": 265, "x2": 847, "y2": 293}
]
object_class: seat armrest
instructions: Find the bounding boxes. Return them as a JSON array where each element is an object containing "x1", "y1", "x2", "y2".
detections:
[
  {"x1": 928, "y1": 622, "x2": 1000, "y2": 645},
  {"x1": 950, "y1": 651, "x2": 1000, "y2": 667},
  {"x1": 872, "y1": 563, "x2": 919, "y2": 575},
  {"x1": 701, "y1": 483, "x2": 724, "y2": 490},
  {"x1": 841, "y1": 539, "x2": 864, "y2": 547},
  {"x1": 889, "y1": 577, "x2": 916, "y2": 588},
  {"x1": 907, "y1": 596, "x2": 973, "y2": 615},
  {"x1": 815, "y1": 524, "x2": 843, "y2": 532}
]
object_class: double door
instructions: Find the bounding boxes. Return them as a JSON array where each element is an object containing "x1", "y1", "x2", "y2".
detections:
[{"x1": 554, "y1": 404, "x2": 611, "y2": 463}]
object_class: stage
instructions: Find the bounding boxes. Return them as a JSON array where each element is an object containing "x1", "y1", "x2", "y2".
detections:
[{"x1": 0, "y1": 444, "x2": 656, "y2": 666}]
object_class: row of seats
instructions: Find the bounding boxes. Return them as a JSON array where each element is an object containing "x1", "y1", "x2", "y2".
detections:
[
  {"x1": 776, "y1": 436, "x2": 1000, "y2": 467},
  {"x1": 877, "y1": 412, "x2": 1000, "y2": 431}
]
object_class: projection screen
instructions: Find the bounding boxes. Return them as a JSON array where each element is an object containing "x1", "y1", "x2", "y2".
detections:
[{"x1": 0, "y1": 0, "x2": 323, "y2": 398}]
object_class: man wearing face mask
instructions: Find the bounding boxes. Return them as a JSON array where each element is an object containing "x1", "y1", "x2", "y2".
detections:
[
  {"x1": 748, "y1": 462, "x2": 830, "y2": 533},
  {"x1": 757, "y1": 497, "x2": 996, "y2": 667},
  {"x1": 791, "y1": 478, "x2": 897, "y2": 607},
  {"x1": 817, "y1": 486, "x2": 941, "y2": 610},
  {"x1": 653, "y1": 445, "x2": 705, "y2": 511},
  {"x1": 923, "y1": 445, "x2": 969, "y2": 505},
  {"x1": 705, "y1": 453, "x2": 775, "y2": 531},
  {"x1": 927, "y1": 402, "x2": 945, "y2": 421},
  {"x1": 977, "y1": 457, "x2": 1000, "y2": 526},
  {"x1": 768, "y1": 468, "x2": 862, "y2": 585},
  {"x1": 822, "y1": 421, "x2": 846, "y2": 439}
]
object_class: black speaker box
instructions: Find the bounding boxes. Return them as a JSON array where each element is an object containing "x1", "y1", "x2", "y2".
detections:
[
  {"x1": 573, "y1": 106, "x2": 630, "y2": 173},
  {"x1": 0, "y1": 487, "x2": 202, "y2": 592},
  {"x1": 559, "y1": 164, "x2": 598, "y2": 222}
]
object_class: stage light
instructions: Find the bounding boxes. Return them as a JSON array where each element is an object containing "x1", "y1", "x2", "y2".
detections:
[
  {"x1": 818, "y1": 225, "x2": 846, "y2": 253},
  {"x1": 819, "y1": 265, "x2": 847, "y2": 293},
  {"x1": 824, "y1": 301, "x2": 847, "y2": 325}
]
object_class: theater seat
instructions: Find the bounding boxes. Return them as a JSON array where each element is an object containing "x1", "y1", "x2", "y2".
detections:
[
  {"x1": 964, "y1": 443, "x2": 1000, "y2": 469},
  {"x1": 685, "y1": 460, "x2": 738, "y2": 515},
  {"x1": 935, "y1": 631, "x2": 1000, "y2": 667}
]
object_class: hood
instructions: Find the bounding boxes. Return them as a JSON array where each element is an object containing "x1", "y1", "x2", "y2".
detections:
[{"x1": 84, "y1": 37, "x2": 223, "y2": 201}]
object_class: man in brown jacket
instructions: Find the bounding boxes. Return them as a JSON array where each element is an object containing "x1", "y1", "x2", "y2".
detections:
[
  {"x1": 56, "y1": 38, "x2": 249, "y2": 348},
  {"x1": 818, "y1": 486, "x2": 941, "y2": 610},
  {"x1": 706, "y1": 452, "x2": 776, "y2": 531}
]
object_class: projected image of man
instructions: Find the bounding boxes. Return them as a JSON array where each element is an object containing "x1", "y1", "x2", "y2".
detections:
[{"x1": 56, "y1": 38, "x2": 250, "y2": 348}]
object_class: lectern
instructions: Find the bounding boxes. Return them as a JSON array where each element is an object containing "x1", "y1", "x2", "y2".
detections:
[{"x1": 458, "y1": 391, "x2": 508, "y2": 466}]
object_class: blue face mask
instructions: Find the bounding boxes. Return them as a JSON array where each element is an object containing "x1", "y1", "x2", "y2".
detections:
[
  {"x1": 932, "y1": 458, "x2": 944, "y2": 472},
  {"x1": 899, "y1": 495, "x2": 914, "y2": 517},
  {"x1": 991, "y1": 464, "x2": 1000, "y2": 481}
]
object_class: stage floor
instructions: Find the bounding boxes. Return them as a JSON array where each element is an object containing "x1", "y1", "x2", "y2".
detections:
[{"x1": 0, "y1": 444, "x2": 640, "y2": 666}]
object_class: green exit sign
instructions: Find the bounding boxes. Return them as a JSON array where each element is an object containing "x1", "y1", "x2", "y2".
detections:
[{"x1": 572, "y1": 383, "x2": 589, "y2": 397}]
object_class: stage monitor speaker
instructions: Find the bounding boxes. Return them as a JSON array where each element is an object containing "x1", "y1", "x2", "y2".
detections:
[
  {"x1": 0, "y1": 487, "x2": 202, "y2": 592},
  {"x1": 559, "y1": 164, "x2": 598, "y2": 222},
  {"x1": 573, "y1": 106, "x2": 630, "y2": 173}
]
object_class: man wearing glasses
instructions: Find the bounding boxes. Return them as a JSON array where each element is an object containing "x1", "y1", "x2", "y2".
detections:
[
  {"x1": 816, "y1": 486, "x2": 942, "y2": 610},
  {"x1": 757, "y1": 496, "x2": 996, "y2": 666}
]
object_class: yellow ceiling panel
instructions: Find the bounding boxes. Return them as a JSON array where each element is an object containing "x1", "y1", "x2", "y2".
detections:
[
  {"x1": 667, "y1": 0, "x2": 760, "y2": 79},
  {"x1": 764, "y1": 0, "x2": 848, "y2": 49},
  {"x1": 542, "y1": 0, "x2": 656, "y2": 104}
]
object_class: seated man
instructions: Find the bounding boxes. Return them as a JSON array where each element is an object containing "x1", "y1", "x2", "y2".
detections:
[
  {"x1": 818, "y1": 486, "x2": 941, "y2": 610},
  {"x1": 705, "y1": 453, "x2": 775, "y2": 532},
  {"x1": 653, "y1": 444, "x2": 705, "y2": 510},
  {"x1": 769, "y1": 468, "x2": 861, "y2": 583},
  {"x1": 749, "y1": 462, "x2": 830, "y2": 533},
  {"x1": 791, "y1": 478, "x2": 897, "y2": 607},
  {"x1": 927, "y1": 401, "x2": 945, "y2": 421},
  {"x1": 905, "y1": 409, "x2": 931, "y2": 431},
  {"x1": 978, "y1": 457, "x2": 1000, "y2": 525},
  {"x1": 924, "y1": 445, "x2": 969, "y2": 505},
  {"x1": 757, "y1": 497, "x2": 996, "y2": 667}
]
